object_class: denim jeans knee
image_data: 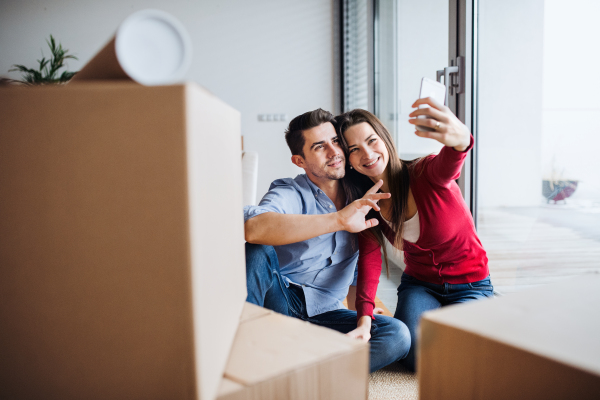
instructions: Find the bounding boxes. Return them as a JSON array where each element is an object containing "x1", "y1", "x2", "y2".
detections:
[
  {"x1": 245, "y1": 243, "x2": 291, "y2": 315},
  {"x1": 368, "y1": 315, "x2": 411, "y2": 372}
]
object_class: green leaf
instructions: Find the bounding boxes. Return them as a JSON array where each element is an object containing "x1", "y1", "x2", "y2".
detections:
[
  {"x1": 59, "y1": 71, "x2": 77, "y2": 82},
  {"x1": 8, "y1": 34, "x2": 79, "y2": 84}
]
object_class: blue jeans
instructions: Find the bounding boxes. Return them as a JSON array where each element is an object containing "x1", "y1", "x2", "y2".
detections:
[
  {"x1": 245, "y1": 243, "x2": 411, "y2": 373},
  {"x1": 394, "y1": 272, "x2": 494, "y2": 372}
]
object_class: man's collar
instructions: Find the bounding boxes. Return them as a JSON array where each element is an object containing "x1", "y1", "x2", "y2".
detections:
[
  {"x1": 301, "y1": 174, "x2": 323, "y2": 195},
  {"x1": 301, "y1": 174, "x2": 340, "y2": 196}
]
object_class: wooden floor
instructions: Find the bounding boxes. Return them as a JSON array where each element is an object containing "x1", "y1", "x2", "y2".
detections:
[
  {"x1": 478, "y1": 207, "x2": 600, "y2": 294},
  {"x1": 374, "y1": 206, "x2": 600, "y2": 311}
]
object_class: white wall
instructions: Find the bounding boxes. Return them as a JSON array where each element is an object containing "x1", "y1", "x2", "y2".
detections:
[
  {"x1": 0, "y1": 0, "x2": 335, "y2": 198},
  {"x1": 542, "y1": 0, "x2": 600, "y2": 201},
  {"x1": 478, "y1": 0, "x2": 544, "y2": 207}
]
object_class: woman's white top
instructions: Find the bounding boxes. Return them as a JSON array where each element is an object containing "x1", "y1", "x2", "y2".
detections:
[{"x1": 382, "y1": 211, "x2": 420, "y2": 243}]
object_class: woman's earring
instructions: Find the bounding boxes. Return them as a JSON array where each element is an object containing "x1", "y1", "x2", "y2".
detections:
[{"x1": 350, "y1": 166, "x2": 353, "y2": 169}]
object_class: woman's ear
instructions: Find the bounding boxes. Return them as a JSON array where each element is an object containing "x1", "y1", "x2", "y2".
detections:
[{"x1": 291, "y1": 155, "x2": 305, "y2": 168}]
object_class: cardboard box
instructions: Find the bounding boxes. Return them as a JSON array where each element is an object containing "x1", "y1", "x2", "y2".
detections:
[
  {"x1": 216, "y1": 303, "x2": 369, "y2": 400},
  {"x1": 0, "y1": 82, "x2": 246, "y2": 400},
  {"x1": 419, "y1": 275, "x2": 600, "y2": 399}
]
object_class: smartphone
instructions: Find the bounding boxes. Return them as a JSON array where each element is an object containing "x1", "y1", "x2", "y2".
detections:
[{"x1": 416, "y1": 77, "x2": 446, "y2": 132}]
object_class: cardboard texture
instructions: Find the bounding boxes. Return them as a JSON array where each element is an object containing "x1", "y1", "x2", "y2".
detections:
[
  {"x1": 216, "y1": 303, "x2": 370, "y2": 400},
  {"x1": 70, "y1": 37, "x2": 130, "y2": 82},
  {"x1": 217, "y1": 378, "x2": 247, "y2": 400},
  {"x1": 0, "y1": 82, "x2": 246, "y2": 400},
  {"x1": 419, "y1": 275, "x2": 600, "y2": 399},
  {"x1": 239, "y1": 301, "x2": 272, "y2": 323}
]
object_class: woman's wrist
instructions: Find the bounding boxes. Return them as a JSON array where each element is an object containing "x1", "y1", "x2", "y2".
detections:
[
  {"x1": 452, "y1": 132, "x2": 472, "y2": 152},
  {"x1": 453, "y1": 142, "x2": 469, "y2": 152},
  {"x1": 357, "y1": 315, "x2": 372, "y2": 329}
]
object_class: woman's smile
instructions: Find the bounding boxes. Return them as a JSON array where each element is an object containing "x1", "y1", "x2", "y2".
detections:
[
  {"x1": 344, "y1": 122, "x2": 390, "y2": 180},
  {"x1": 363, "y1": 156, "x2": 380, "y2": 168}
]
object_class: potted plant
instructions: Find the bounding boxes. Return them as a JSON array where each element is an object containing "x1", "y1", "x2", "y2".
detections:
[
  {"x1": 7, "y1": 35, "x2": 78, "y2": 85},
  {"x1": 542, "y1": 158, "x2": 578, "y2": 204}
]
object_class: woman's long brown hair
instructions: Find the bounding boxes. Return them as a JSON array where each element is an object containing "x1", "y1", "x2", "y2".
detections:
[{"x1": 336, "y1": 109, "x2": 414, "y2": 276}]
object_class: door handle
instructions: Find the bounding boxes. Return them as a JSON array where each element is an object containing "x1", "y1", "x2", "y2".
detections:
[{"x1": 436, "y1": 56, "x2": 465, "y2": 104}]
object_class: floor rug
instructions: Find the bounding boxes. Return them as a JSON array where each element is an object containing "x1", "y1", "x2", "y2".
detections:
[{"x1": 369, "y1": 363, "x2": 418, "y2": 400}]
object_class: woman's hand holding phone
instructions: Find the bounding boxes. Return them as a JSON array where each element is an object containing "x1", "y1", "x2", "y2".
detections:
[{"x1": 408, "y1": 97, "x2": 471, "y2": 152}]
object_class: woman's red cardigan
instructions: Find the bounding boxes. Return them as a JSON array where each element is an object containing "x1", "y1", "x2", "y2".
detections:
[{"x1": 355, "y1": 136, "x2": 489, "y2": 319}]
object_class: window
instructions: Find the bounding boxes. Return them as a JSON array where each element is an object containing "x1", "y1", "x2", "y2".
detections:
[
  {"x1": 476, "y1": 0, "x2": 600, "y2": 293},
  {"x1": 342, "y1": 0, "x2": 600, "y2": 295}
]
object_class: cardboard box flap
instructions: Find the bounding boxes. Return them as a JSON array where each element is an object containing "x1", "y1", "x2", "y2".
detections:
[
  {"x1": 421, "y1": 275, "x2": 600, "y2": 376},
  {"x1": 224, "y1": 312, "x2": 367, "y2": 385},
  {"x1": 239, "y1": 302, "x2": 272, "y2": 323},
  {"x1": 216, "y1": 378, "x2": 245, "y2": 399}
]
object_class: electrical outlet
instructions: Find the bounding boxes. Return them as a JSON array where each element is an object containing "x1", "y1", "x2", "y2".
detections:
[{"x1": 257, "y1": 113, "x2": 287, "y2": 122}]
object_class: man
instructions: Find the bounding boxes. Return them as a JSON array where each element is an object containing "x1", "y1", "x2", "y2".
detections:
[{"x1": 243, "y1": 109, "x2": 410, "y2": 373}]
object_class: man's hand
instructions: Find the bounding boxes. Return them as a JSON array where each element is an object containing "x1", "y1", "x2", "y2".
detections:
[
  {"x1": 346, "y1": 315, "x2": 373, "y2": 342},
  {"x1": 336, "y1": 180, "x2": 391, "y2": 233},
  {"x1": 245, "y1": 180, "x2": 390, "y2": 245}
]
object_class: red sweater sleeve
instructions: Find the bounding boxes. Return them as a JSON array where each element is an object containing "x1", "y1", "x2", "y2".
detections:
[
  {"x1": 426, "y1": 135, "x2": 474, "y2": 186},
  {"x1": 355, "y1": 231, "x2": 383, "y2": 320}
]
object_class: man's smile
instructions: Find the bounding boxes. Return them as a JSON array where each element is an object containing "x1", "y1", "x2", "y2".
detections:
[{"x1": 327, "y1": 158, "x2": 344, "y2": 168}]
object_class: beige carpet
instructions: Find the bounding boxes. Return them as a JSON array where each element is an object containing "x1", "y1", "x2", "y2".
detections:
[{"x1": 369, "y1": 363, "x2": 418, "y2": 400}]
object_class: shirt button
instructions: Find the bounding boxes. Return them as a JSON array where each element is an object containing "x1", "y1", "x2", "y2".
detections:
[
  {"x1": 328, "y1": 205, "x2": 332, "y2": 209},
  {"x1": 429, "y1": 253, "x2": 432, "y2": 257}
]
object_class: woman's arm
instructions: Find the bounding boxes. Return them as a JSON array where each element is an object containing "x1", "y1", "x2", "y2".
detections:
[
  {"x1": 346, "y1": 231, "x2": 382, "y2": 342},
  {"x1": 346, "y1": 315, "x2": 374, "y2": 342},
  {"x1": 422, "y1": 135, "x2": 474, "y2": 186},
  {"x1": 354, "y1": 232, "x2": 383, "y2": 319},
  {"x1": 407, "y1": 97, "x2": 473, "y2": 186}
]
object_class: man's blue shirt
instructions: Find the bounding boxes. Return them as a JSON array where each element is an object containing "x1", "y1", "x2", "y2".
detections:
[{"x1": 243, "y1": 174, "x2": 358, "y2": 317}]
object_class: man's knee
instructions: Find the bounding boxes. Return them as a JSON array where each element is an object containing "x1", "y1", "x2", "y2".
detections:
[
  {"x1": 245, "y1": 243, "x2": 279, "y2": 277},
  {"x1": 375, "y1": 316, "x2": 411, "y2": 361},
  {"x1": 245, "y1": 243, "x2": 275, "y2": 265}
]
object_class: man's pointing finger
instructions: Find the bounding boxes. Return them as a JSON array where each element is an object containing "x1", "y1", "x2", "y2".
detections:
[
  {"x1": 365, "y1": 218, "x2": 379, "y2": 228},
  {"x1": 356, "y1": 198, "x2": 380, "y2": 211},
  {"x1": 365, "y1": 192, "x2": 391, "y2": 201},
  {"x1": 365, "y1": 179, "x2": 384, "y2": 195}
]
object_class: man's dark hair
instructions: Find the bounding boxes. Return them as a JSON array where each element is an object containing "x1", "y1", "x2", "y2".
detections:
[{"x1": 284, "y1": 108, "x2": 335, "y2": 158}]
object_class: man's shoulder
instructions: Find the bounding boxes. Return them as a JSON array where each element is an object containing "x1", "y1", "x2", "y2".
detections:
[{"x1": 269, "y1": 174, "x2": 313, "y2": 193}]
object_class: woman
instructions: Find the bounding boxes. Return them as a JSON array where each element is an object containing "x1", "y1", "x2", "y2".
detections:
[{"x1": 337, "y1": 98, "x2": 493, "y2": 372}]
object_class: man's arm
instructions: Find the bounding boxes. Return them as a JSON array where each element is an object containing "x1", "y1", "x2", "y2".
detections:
[
  {"x1": 245, "y1": 180, "x2": 390, "y2": 246},
  {"x1": 245, "y1": 212, "x2": 340, "y2": 245}
]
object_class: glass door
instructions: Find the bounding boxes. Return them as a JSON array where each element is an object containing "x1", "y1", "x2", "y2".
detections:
[
  {"x1": 475, "y1": 0, "x2": 600, "y2": 294},
  {"x1": 374, "y1": 0, "x2": 451, "y2": 161},
  {"x1": 342, "y1": 0, "x2": 600, "y2": 296},
  {"x1": 344, "y1": 0, "x2": 472, "y2": 200}
]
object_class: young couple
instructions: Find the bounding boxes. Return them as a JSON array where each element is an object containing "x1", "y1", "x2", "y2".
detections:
[{"x1": 243, "y1": 98, "x2": 493, "y2": 373}]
